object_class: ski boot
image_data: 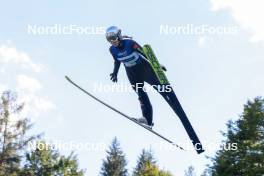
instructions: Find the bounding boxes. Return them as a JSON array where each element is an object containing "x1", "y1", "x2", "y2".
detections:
[{"x1": 132, "y1": 117, "x2": 154, "y2": 129}]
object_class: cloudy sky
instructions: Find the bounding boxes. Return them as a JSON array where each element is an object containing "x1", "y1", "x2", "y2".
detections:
[{"x1": 1, "y1": 0, "x2": 264, "y2": 175}]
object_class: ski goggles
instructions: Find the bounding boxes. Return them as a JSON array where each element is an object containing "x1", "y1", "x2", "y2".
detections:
[{"x1": 106, "y1": 34, "x2": 119, "y2": 42}]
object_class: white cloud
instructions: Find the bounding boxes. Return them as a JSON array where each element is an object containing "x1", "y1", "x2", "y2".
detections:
[
  {"x1": 0, "y1": 44, "x2": 55, "y2": 120},
  {"x1": 17, "y1": 75, "x2": 42, "y2": 93},
  {"x1": 198, "y1": 36, "x2": 206, "y2": 46},
  {"x1": 0, "y1": 45, "x2": 42, "y2": 72},
  {"x1": 34, "y1": 98, "x2": 56, "y2": 113},
  {"x1": 0, "y1": 84, "x2": 8, "y2": 93},
  {"x1": 0, "y1": 68, "x2": 5, "y2": 74},
  {"x1": 210, "y1": 0, "x2": 264, "y2": 42},
  {"x1": 15, "y1": 75, "x2": 56, "y2": 119},
  {"x1": 18, "y1": 93, "x2": 56, "y2": 119}
]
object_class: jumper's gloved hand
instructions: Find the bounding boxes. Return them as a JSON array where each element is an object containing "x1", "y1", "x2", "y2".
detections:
[
  {"x1": 110, "y1": 73, "x2": 118, "y2": 82},
  {"x1": 160, "y1": 64, "x2": 167, "y2": 72}
]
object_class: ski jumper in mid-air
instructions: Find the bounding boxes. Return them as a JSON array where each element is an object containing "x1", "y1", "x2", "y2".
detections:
[{"x1": 106, "y1": 26, "x2": 204, "y2": 154}]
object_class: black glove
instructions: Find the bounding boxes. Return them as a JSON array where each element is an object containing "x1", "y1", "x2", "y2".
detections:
[
  {"x1": 160, "y1": 64, "x2": 167, "y2": 72},
  {"x1": 110, "y1": 73, "x2": 118, "y2": 82}
]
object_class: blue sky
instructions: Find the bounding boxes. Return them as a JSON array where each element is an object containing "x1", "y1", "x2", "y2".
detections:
[{"x1": 1, "y1": 0, "x2": 264, "y2": 175}]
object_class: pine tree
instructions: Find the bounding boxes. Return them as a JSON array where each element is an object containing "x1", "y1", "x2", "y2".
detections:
[
  {"x1": 21, "y1": 141, "x2": 84, "y2": 176},
  {"x1": 100, "y1": 137, "x2": 128, "y2": 176},
  {"x1": 184, "y1": 166, "x2": 196, "y2": 176},
  {"x1": 0, "y1": 91, "x2": 85, "y2": 175},
  {"x1": 208, "y1": 97, "x2": 264, "y2": 176},
  {"x1": 200, "y1": 169, "x2": 211, "y2": 176},
  {"x1": 133, "y1": 149, "x2": 156, "y2": 176},
  {"x1": 133, "y1": 149, "x2": 173, "y2": 176},
  {"x1": 159, "y1": 170, "x2": 173, "y2": 176},
  {"x1": 0, "y1": 91, "x2": 36, "y2": 176}
]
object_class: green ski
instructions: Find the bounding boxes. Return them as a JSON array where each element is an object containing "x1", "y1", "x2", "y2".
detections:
[{"x1": 142, "y1": 44, "x2": 169, "y2": 85}]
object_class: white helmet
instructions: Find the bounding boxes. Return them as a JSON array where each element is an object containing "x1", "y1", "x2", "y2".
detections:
[{"x1": 105, "y1": 26, "x2": 122, "y2": 42}]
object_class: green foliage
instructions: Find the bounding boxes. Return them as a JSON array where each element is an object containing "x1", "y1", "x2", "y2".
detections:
[
  {"x1": 21, "y1": 141, "x2": 84, "y2": 176},
  {"x1": 100, "y1": 137, "x2": 128, "y2": 176},
  {"x1": 209, "y1": 97, "x2": 264, "y2": 176},
  {"x1": 133, "y1": 149, "x2": 173, "y2": 176},
  {"x1": 0, "y1": 91, "x2": 85, "y2": 176},
  {"x1": 133, "y1": 149, "x2": 156, "y2": 176},
  {"x1": 184, "y1": 166, "x2": 196, "y2": 176},
  {"x1": 0, "y1": 91, "x2": 36, "y2": 176},
  {"x1": 158, "y1": 170, "x2": 173, "y2": 176}
]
